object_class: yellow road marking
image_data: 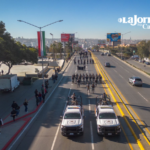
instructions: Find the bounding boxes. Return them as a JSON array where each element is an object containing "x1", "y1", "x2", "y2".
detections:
[
  {"x1": 94, "y1": 62, "x2": 134, "y2": 150},
  {"x1": 91, "y1": 52, "x2": 144, "y2": 150},
  {"x1": 95, "y1": 53, "x2": 150, "y2": 145}
]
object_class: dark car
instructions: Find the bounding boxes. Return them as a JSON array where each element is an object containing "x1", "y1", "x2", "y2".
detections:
[
  {"x1": 105, "y1": 62, "x2": 110, "y2": 67},
  {"x1": 145, "y1": 62, "x2": 150, "y2": 65},
  {"x1": 101, "y1": 53, "x2": 104, "y2": 56},
  {"x1": 107, "y1": 53, "x2": 111, "y2": 56}
]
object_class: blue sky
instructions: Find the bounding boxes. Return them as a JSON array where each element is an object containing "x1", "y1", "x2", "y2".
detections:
[{"x1": 1, "y1": 0, "x2": 150, "y2": 39}]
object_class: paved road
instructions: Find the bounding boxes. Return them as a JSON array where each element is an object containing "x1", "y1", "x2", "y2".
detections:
[
  {"x1": 10, "y1": 55, "x2": 131, "y2": 150},
  {"x1": 126, "y1": 59, "x2": 150, "y2": 74},
  {"x1": 95, "y1": 52, "x2": 150, "y2": 132}
]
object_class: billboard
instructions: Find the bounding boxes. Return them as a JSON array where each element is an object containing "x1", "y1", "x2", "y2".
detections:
[
  {"x1": 98, "y1": 40, "x2": 105, "y2": 45},
  {"x1": 61, "y1": 34, "x2": 75, "y2": 42},
  {"x1": 107, "y1": 33, "x2": 121, "y2": 42}
]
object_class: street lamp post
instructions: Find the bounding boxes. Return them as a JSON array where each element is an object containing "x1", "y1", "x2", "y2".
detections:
[
  {"x1": 50, "y1": 33, "x2": 54, "y2": 60},
  {"x1": 121, "y1": 31, "x2": 131, "y2": 59},
  {"x1": 18, "y1": 20, "x2": 63, "y2": 90}
]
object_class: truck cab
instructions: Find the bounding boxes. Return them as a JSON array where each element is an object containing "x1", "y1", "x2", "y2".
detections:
[
  {"x1": 61, "y1": 96, "x2": 84, "y2": 136},
  {"x1": 95, "y1": 105, "x2": 121, "y2": 136},
  {"x1": 61, "y1": 105, "x2": 84, "y2": 136}
]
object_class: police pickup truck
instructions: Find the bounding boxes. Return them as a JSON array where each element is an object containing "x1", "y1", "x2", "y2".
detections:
[
  {"x1": 61, "y1": 96, "x2": 84, "y2": 136},
  {"x1": 95, "y1": 96, "x2": 121, "y2": 136}
]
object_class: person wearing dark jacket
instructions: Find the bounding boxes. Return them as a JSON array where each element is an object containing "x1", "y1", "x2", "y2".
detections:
[
  {"x1": 23, "y1": 99, "x2": 28, "y2": 112},
  {"x1": 0, "y1": 118, "x2": 3, "y2": 134},
  {"x1": 11, "y1": 108, "x2": 16, "y2": 121},
  {"x1": 34, "y1": 89, "x2": 38, "y2": 98},
  {"x1": 11, "y1": 101, "x2": 20, "y2": 116}
]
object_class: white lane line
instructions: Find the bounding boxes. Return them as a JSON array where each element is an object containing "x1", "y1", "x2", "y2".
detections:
[
  {"x1": 138, "y1": 92, "x2": 148, "y2": 102},
  {"x1": 90, "y1": 121, "x2": 94, "y2": 150},
  {"x1": 114, "y1": 69, "x2": 117, "y2": 73},
  {"x1": 125, "y1": 69, "x2": 130, "y2": 73},
  {"x1": 52, "y1": 86, "x2": 72, "y2": 150},
  {"x1": 9, "y1": 58, "x2": 74, "y2": 150},
  {"x1": 119, "y1": 74, "x2": 124, "y2": 79},
  {"x1": 51, "y1": 123, "x2": 61, "y2": 150},
  {"x1": 89, "y1": 99, "x2": 91, "y2": 111}
]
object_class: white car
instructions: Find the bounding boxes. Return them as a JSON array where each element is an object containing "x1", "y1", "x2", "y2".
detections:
[
  {"x1": 129, "y1": 76, "x2": 142, "y2": 86},
  {"x1": 95, "y1": 105, "x2": 121, "y2": 136},
  {"x1": 61, "y1": 98, "x2": 84, "y2": 136}
]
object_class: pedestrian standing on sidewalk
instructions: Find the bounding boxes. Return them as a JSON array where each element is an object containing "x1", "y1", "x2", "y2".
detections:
[
  {"x1": 11, "y1": 101, "x2": 20, "y2": 116},
  {"x1": 42, "y1": 92, "x2": 45, "y2": 103},
  {"x1": 34, "y1": 89, "x2": 38, "y2": 98},
  {"x1": 1, "y1": 70, "x2": 3, "y2": 75},
  {"x1": 23, "y1": 99, "x2": 28, "y2": 112},
  {"x1": 11, "y1": 101, "x2": 17, "y2": 110},
  {"x1": 0, "y1": 118, "x2": 3, "y2": 134},
  {"x1": 38, "y1": 92, "x2": 42, "y2": 102},
  {"x1": 11, "y1": 108, "x2": 16, "y2": 121},
  {"x1": 36, "y1": 95, "x2": 39, "y2": 106}
]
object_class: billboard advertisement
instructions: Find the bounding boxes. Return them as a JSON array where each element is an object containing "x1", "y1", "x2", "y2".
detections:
[
  {"x1": 98, "y1": 40, "x2": 106, "y2": 45},
  {"x1": 61, "y1": 34, "x2": 75, "y2": 42},
  {"x1": 107, "y1": 33, "x2": 121, "y2": 42}
]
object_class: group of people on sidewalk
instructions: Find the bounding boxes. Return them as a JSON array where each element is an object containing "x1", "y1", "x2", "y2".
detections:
[
  {"x1": 35, "y1": 80, "x2": 49, "y2": 106},
  {"x1": 52, "y1": 70, "x2": 58, "y2": 83},
  {"x1": 11, "y1": 100, "x2": 28, "y2": 121}
]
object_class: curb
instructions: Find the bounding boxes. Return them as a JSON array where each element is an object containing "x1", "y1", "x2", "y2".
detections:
[{"x1": 2, "y1": 117, "x2": 32, "y2": 150}]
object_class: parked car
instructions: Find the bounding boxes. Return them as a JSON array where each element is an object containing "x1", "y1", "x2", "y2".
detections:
[
  {"x1": 129, "y1": 77, "x2": 142, "y2": 87},
  {"x1": 145, "y1": 62, "x2": 150, "y2": 65}
]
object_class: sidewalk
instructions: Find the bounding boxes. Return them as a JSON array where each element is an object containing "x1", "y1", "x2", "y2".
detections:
[
  {"x1": 126, "y1": 59, "x2": 150, "y2": 75},
  {"x1": 0, "y1": 56, "x2": 74, "y2": 150}
]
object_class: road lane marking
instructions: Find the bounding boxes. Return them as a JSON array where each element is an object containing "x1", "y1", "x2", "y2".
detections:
[
  {"x1": 125, "y1": 69, "x2": 130, "y2": 73},
  {"x1": 114, "y1": 69, "x2": 117, "y2": 73},
  {"x1": 91, "y1": 52, "x2": 145, "y2": 149},
  {"x1": 8, "y1": 56, "x2": 74, "y2": 150},
  {"x1": 51, "y1": 123, "x2": 61, "y2": 150},
  {"x1": 138, "y1": 92, "x2": 148, "y2": 102},
  {"x1": 52, "y1": 85, "x2": 72, "y2": 150},
  {"x1": 90, "y1": 121, "x2": 94, "y2": 150},
  {"x1": 89, "y1": 99, "x2": 91, "y2": 111},
  {"x1": 119, "y1": 74, "x2": 124, "y2": 79}
]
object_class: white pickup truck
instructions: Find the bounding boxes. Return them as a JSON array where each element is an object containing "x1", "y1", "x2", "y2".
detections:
[
  {"x1": 61, "y1": 96, "x2": 84, "y2": 136},
  {"x1": 95, "y1": 105, "x2": 121, "y2": 136}
]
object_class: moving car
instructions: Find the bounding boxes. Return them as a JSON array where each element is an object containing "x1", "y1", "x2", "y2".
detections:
[
  {"x1": 95, "y1": 105, "x2": 121, "y2": 136},
  {"x1": 107, "y1": 53, "x2": 111, "y2": 56},
  {"x1": 101, "y1": 53, "x2": 104, "y2": 56},
  {"x1": 105, "y1": 62, "x2": 110, "y2": 67},
  {"x1": 129, "y1": 77, "x2": 142, "y2": 86},
  {"x1": 61, "y1": 96, "x2": 84, "y2": 136}
]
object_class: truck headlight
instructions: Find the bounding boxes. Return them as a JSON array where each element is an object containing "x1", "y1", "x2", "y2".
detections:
[
  {"x1": 78, "y1": 124, "x2": 83, "y2": 128},
  {"x1": 61, "y1": 125, "x2": 66, "y2": 128},
  {"x1": 117, "y1": 125, "x2": 120, "y2": 129}
]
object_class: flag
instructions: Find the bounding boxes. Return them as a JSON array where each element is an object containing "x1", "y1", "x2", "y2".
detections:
[{"x1": 37, "y1": 31, "x2": 46, "y2": 57}]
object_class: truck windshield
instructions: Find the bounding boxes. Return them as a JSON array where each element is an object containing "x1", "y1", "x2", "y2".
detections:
[
  {"x1": 99, "y1": 113, "x2": 116, "y2": 119},
  {"x1": 64, "y1": 113, "x2": 81, "y2": 119}
]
